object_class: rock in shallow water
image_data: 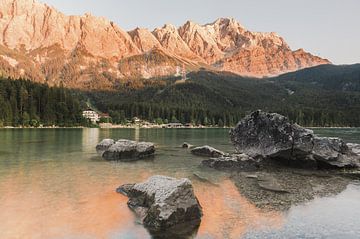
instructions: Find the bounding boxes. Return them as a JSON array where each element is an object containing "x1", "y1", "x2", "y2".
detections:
[
  {"x1": 96, "y1": 139, "x2": 155, "y2": 161},
  {"x1": 95, "y1": 139, "x2": 115, "y2": 155},
  {"x1": 182, "y1": 142, "x2": 193, "y2": 148},
  {"x1": 191, "y1": 145, "x2": 226, "y2": 157},
  {"x1": 117, "y1": 175, "x2": 202, "y2": 236},
  {"x1": 202, "y1": 154, "x2": 260, "y2": 171},
  {"x1": 230, "y1": 110, "x2": 360, "y2": 169}
]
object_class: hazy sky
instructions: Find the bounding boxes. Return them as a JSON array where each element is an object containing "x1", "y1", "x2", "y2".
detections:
[{"x1": 42, "y1": 0, "x2": 359, "y2": 64}]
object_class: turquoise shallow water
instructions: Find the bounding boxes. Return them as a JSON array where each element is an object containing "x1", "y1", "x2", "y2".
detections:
[{"x1": 0, "y1": 128, "x2": 359, "y2": 239}]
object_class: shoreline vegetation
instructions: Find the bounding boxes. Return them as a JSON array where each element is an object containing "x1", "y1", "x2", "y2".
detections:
[
  {"x1": 0, "y1": 124, "x2": 231, "y2": 129},
  {"x1": 2, "y1": 64, "x2": 360, "y2": 129},
  {"x1": 0, "y1": 124, "x2": 358, "y2": 129}
]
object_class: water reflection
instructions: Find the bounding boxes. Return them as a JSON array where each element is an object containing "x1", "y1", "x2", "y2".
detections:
[
  {"x1": 0, "y1": 164, "x2": 148, "y2": 239},
  {"x1": 0, "y1": 166, "x2": 282, "y2": 239},
  {"x1": 82, "y1": 128, "x2": 100, "y2": 150},
  {"x1": 0, "y1": 128, "x2": 359, "y2": 238},
  {"x1": 196, "y1": 180, "x2": 283, "y2": 239}
]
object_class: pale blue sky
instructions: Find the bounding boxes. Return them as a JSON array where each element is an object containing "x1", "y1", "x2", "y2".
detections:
[{"x1": 42, "y1": 0, "x2": 359, "y2": 64}]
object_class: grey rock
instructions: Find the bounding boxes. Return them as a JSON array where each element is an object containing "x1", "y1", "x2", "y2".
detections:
[
  {"x1": 191, "y1": 145, "x2": 226, "y2": 157},
  {"x1": 312, "y1": 137, "x2": 359, "y2": 168},
  {"x1": 230, "y1": 110, "x2": 360, "y2": 169},
  {"x1": 95, "y1": 139, "x2": 115, "y2": 155},
  {"x1": 116, "y1": 175, "x2": 202, "y2": 235},
  {"x1": 347, "y1": 143, "x2": 360, "y2": 155},
  {"x1": 202, "y1": 154, "x2": 260, "y2": 171},
  {"x1": 98, "y1": 139, "x2": 155, "y2": 161},
  {"x1": 182, "y1": 142, "x2": 193, "y2": 148}
]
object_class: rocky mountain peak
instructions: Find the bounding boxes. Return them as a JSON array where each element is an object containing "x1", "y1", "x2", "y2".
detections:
[
  {"x1": 0, "y1": 0, "x2": 331, "y2": 88},
  {"x1": 128, "y1": 27, "x2": 162, "y2": 52},
  {"x1": 152, "y1": 23, "x2": 199, "y2": 60},
  {"x1": 212, "y1": 17, "x2": 244, "y2": 30}
]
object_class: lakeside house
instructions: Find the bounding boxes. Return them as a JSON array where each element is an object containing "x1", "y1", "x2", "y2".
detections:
[
  {"x1": 99, "y1": 113, "x2": 111, "y2": 123},
  {"x1": 82, "y1": 109, "x2": 100, "y2": 123}
]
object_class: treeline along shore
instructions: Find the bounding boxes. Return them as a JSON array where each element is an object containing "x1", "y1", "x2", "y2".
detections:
[{"x1": 1, "y1": 64, "x2": 360, "y2": 128}]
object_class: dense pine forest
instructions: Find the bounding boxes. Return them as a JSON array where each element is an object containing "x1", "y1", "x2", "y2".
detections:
[
  {"x1": 0, "y1": 78, "x2": 86, "y2": 127},
  {"x1": 1, "y1": 64, "x2": 360, "y2": 127},
  {"x1": 89, "y1": 64, "x2": 360, "y2": 127}
]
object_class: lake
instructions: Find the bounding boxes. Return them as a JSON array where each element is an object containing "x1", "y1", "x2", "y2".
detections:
[{"x1": 0, "y1": 128, "x2": 359, "y2": 239}]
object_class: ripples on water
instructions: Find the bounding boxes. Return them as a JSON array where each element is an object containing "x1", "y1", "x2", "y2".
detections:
[{"x1": 0, "y1": 128, "x2": 359, "y2": 239}]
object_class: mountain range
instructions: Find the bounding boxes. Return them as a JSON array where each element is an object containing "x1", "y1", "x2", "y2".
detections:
[{"x1": 0, "y1": 0, "x2": 330, "y2": 89}]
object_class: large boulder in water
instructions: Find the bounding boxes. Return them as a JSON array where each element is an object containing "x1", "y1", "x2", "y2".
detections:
[
  {"x1": 96, "y1": 139, "x2": 155, "y2": 161},
  {"x1": 117, "y1": 175, "x2": 202, "y2": 237},
  {"x1": 230, "y1": 110, "x2": 360, "y2": 169}
]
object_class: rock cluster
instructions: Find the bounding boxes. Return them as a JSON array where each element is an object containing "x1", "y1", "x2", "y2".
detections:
[
  {"x1": 230, "y1": 110, "x2": 360, "y2": 169},
  {"x1": 96, "y1": 139, "x2": 155, "y2": 161},
  {"x1": 117, "y1": 175, "x2": 202, "y2": 236}
]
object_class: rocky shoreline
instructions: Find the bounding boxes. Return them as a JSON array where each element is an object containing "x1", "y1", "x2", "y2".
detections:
[{"x1": 95, "y1": 110, "x2": 360, "y2": 237}]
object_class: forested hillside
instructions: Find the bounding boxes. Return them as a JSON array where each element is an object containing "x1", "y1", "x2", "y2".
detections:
[
  {"x1": 0, "y1": 78, "x2": 85, "y2": 127},
  {"x1": 274, "y1": 64, "x2": 360, "y2": 91},
  {"x1": 1, "y1": 64, "x2": 360, "y2": 128},
  {"x1": 89, "y1": 65, "x2": 360, "y2": 127}
]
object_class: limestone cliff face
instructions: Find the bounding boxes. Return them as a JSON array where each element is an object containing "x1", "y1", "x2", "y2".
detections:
[
  {"x1": 152, "y1": 24, "x2": 202, "y2": 61},
  {"x1": 0, "y1": 0, "x2": 330, "y2": 89},
  {"x1": 0, "y1": 0, "x2": 139, "y2": 58},
  {"x1": 128, "y1": 28, "x2": 163, "y2": 52}
]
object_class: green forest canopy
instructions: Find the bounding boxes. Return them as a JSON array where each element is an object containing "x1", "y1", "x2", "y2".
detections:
[
  {"x1": 0, "y1": 78, "x2": 86, "y2": 127},
  {"x1": 1, "y1": 64, "x2": 360, "y2": 127}
]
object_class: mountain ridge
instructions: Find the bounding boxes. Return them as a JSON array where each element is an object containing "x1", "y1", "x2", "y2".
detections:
[{"x1": 0, "y1": 0, "x2": 330, "y2": 89}]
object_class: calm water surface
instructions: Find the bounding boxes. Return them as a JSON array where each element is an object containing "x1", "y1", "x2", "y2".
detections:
[{"x1": 0, "y1": 128, "x2": 359, "y2": 239}]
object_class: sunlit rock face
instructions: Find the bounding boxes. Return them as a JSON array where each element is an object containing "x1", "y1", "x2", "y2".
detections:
[
  {"x1": 0, "y1": 0, "x2": 330, "y2": 88},
  {"x1": 0, "y1": 0, "x2": 139, "y2": 58}
]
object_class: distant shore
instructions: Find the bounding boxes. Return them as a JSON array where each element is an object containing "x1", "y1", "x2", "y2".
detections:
[
  {"x1": 0, "y1": 125, "x2": 229, "y2": 129},
  {"x1": 0, "y1": 125, "x2": 358, "y2": 129}
]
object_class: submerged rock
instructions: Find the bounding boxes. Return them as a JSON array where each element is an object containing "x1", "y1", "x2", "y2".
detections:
[
  {"x1": 231, "y1": 169, "x2": 351, "y2": 211},
  {"x1": 191, "y1": 145, "x2": 226, "y2": 157},
  {"x1": 117, "y1": 175, "x2": 202, "y2": 236},
  {"x1": 96, "y1": 139, "x2": 155, "y2": 161},
  {"x1": 230, "y1": 110, "x2": 360, "y2": 169},
  {"x1": 202, "y1": 154, "x2": 260, "y2": 171},
  {"x1": 256, "y1": 175, "x2": 289, "y2": 193}
]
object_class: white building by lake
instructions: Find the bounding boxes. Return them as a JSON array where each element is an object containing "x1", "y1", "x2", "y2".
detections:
[{"x1": 82, "y1": 109, "x2": 100, "y2": 123}]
